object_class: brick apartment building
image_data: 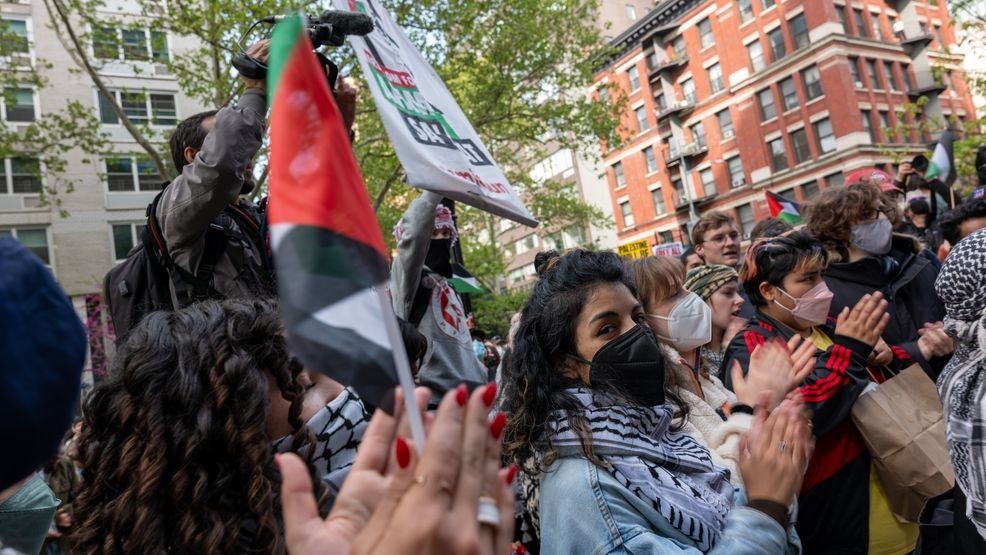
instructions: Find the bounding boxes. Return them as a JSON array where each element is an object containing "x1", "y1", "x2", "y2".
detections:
[{"x1": 594, "y1": 0, "x2": 977, "y2": 252}]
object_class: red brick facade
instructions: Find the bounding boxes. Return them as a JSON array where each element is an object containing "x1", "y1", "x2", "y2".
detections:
[{"x1": 595, "y1": 0, "x2": 977, "y2": 250}]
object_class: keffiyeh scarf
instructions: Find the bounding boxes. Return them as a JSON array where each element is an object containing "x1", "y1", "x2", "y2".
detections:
[
  {"x1": 528, "y1": 388, "x2": 733, "y2": 551},
  {"x1": 273, "y1": 387, "x2": 371, "y2": 507},
  {"x1": 934, "y1": 228, "x2": 986, "y2": 539}
]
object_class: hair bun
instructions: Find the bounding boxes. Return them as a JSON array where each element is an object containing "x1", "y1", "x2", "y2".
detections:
[{"x1": 534, "y1": 250, "x2": 561, "y2": 277}]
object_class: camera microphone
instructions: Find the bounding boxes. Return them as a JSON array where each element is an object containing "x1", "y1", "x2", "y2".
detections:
[{"x1": 318, "y1": 10, "x2": 374, "y2": 36}]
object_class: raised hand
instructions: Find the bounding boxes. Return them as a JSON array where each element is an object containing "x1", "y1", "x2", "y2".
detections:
[
  {"x1": 834, "y1": 292, "x2": 890, "y2": 347},
  {"x1": 731, "y1": 336, "x2": 816, "y2": 411},
  {"x1": 918, "y1": 322, "x2": 955, "y2": 359},
  {"x1": 739, "y1": 396, "x2": 814, "y2": 507}
]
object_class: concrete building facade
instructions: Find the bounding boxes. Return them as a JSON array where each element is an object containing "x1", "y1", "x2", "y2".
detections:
[
  {"x1": 1, "y1": 0, "x2": 207, "y2": 379},
  {"x1": 594, "y1": 0, "x2": 976, "y2": 252}
]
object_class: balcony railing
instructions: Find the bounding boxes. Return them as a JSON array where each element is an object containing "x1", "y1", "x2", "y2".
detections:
[
  {"x1": 656, "y1": 98, "x2": 696, "y2": 120},
  {"x1": 648, "y1": 54, "x2": 688, "y2": 80}
]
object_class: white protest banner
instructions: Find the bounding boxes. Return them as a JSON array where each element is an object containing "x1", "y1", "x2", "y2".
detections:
[
  {"x1": 333, "y1": 0, "x2": 538, "y2": 227},
  {"x1": 652, "y1": 242, "x2": 684, "y2": 257}
]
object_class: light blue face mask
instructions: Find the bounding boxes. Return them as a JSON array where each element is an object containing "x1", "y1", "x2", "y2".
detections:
[
  {"x1": 473, "y1": 340, "x2": 487, "y2": 359},
  {"x1": 0, "y1": 473, "x2": 60, "y2": 555}
]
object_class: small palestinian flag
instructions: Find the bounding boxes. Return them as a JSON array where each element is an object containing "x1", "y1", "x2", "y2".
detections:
[
  {"x1": 449, "y1": 262, "x2": 483, "y2": 294},
  {"x1": 267, "y1": 15, "x2": 399, "y2": 408},
  {"x1": 765, "y1": 190, "x2": 803, "y2": 225},
  {"x1": 924, "y1": 129, "x2": 955, "y2": 186}
]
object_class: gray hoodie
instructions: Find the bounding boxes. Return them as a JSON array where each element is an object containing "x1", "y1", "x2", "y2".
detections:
[{"x1": 391, "y1": 192, "x2": 487, "y2": 394}]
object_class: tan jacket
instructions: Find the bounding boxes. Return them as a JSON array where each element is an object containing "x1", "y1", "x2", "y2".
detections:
[{"x1": 155, "y1": 88, "x2": 272, "y2": 302}]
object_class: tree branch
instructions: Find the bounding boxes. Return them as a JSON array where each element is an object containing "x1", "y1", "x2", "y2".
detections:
[{"x1": 373, "y1": 164, "x2": 403, "y2": 211}]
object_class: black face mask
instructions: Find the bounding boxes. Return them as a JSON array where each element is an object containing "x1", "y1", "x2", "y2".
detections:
[
  {"x1": 571, "y1": 325, "x2": 666, "y2": 407},
  {"x1": 425, "y1": 238, "x2": 453, "y2": 278}
]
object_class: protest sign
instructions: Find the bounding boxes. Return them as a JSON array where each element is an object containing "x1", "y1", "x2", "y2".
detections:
[
  {"x1": 617, "y1": 239, "x2": 651, "y2": 260},
  {"x1": 334, "y1": 0, "x2": 538, "y2": 227},
  {"x1": 652, "y1": 242, "x2": 684, "y2": 257}
]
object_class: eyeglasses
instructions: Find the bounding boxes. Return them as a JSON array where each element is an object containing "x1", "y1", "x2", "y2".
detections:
[{"x1": 702, "y1": 231, "x2": 740, "y2": 246}]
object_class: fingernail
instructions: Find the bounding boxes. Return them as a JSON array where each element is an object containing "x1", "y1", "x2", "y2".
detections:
[
  {"x1": 455, "y1": 383, "x2": 468, "y2": 407},
  {"x1": 273, "y1": 453, "x2": 281, "y2": 466},
  {"x1": 482, "y1": 382, "x2": 498, "y2": 407},
  {"x1": 505, "y1": 464, "x2": 518, "y2": 485},
  {"x1": 490, "y1": 412, "x2": 507, "y2": 440},
  {"x1": 395, "y1": 436, "x2": 411, "y2": 469}
]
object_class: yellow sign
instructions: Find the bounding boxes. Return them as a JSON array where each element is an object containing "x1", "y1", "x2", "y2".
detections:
[{"x1": 618, "y1": 239, "x2": 651, "y2": 260}]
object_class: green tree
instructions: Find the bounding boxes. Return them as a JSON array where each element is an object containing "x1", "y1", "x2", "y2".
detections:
[{"x1": 471, "y1": 288, "x2": 529, "y2": 338}]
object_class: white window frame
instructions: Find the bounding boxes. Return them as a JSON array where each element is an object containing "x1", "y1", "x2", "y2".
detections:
[
  {"x1": 0, "y1": 15, "x2": 36, "y2": 68},
  {"x1": 0, "y1": 156, "x2": 45, "y2": 195},
  {"x1": 102, "y1": 155, "x2": 160, "y2": 193},
  {"x1": 109, "y1": 221, "x2": 145, "y2": 262},
  {"x1": 90, "y1": 25, "x2": 171, "y2": 64},
  {"x1": 95, "y1": 88, "x2": 178, "y2": 127},
  {"x1": 0, "y1": 86, "x2": 39, "y2": 123},
  {"x1": 0, "y1": 225, "x2": 53, "y2": 270}
]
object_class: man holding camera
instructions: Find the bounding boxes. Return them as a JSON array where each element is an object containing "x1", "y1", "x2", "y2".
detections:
[{"x1": 894, "y1": 157, "x2": 961, "y2": 225}]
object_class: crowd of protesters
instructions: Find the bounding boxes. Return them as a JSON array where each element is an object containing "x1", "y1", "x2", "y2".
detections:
[{"x1": 3, "y1": 38, "x2": 986, "y2": 555}]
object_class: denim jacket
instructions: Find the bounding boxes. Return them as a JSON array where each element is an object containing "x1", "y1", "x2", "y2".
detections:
[{"x1": 539, "y1": 457, "x2": 801, "y2": 554}]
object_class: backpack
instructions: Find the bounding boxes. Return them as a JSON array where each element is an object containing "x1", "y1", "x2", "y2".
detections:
[{"x1": 103, "y1": 189, "x2": 264, "y2": 336}]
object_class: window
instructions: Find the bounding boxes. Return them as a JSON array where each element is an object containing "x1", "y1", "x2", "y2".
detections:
[
  {"x1": 872, "y1": 15, "x2": 884, "y2": 41},
  {"x1": 768, "y1": 27, "x2": 786, "y2": 62},
  {"x1": 652, "y1": 188, "x2": 666, "y2": 215},
  {"x1": 884, "y1": 61, "x2": 901, "y2": 91},
  {"x1": 646, "y1": 49, "x2": 659, "y2": 70},
  {"x1": 717, "y1": 109, "x2": 734, "y2": 139},
  {"x1": 854, "y1": 9, "x2": 869, "y2": 38},
  {"x1": 761, "y1": 0, "x2": 775, "y2": 9},
  {"x1": 635, "y1": 105, "x2": 648, "y2": 131},
  {"x1": 111, "y1": 223, "x2": 146, "y2": 261},
  {"x1": 681, "y1": 78, "x2": 696, "y2": 103},
  {"x1": 758, "y1": 88, "x2": 776, "y2": 121},
  {"x1": 0, "y1": 227, "x2": 49, "y2": 266},
  {"x1": 98, "y1": 90, "x2": 177, "y2": 126},
  {"x1": 865, "y1": 59, "x2": 880, "y2": 89},
  {"x1": 691, "y1": 121, "x2": 707, "y2": 148},
  {"x1": 104, "y1": 156, "x2": 160, "y2": 192},
  {"x1": 738, "y1": 0, "x2": 754, "y2": 23},
  {"x1": 2, "y1": 157, "x2": 42, "y2": 194},
  {"x1": 861, "y1": 109, "x2": 874, "y2": 142},
  {"x1": 769, "y1": 137, "x2": 788, "y2": 171},
  {"x1": 672, "y1": 35, "x2": 686, "y2": 57},
  {"x1": 789, "y1": 14, "x2": 809, "y2": 50},
  {"x1": 613, "y1": 162, "x2": 625, "y2": 187},
  {"x1": 150, "y1": 31, "x2": 169, "y2": 63},
  {"x1": 626, "y1": 4, "x2": 636, "y2": 20},
  {"x1": 814, "y1": 118, "x2": 836, "y2": 153},
  {"x1": 825, "y1": 172, "x2": 845, "y2": 188},
  {"x1": 644, "y1": 146, "x2": 658, "y2": 173},
  {"x1": 122, "y1": 29, "x2": 149, "y2": 61},
  {"x1": 2, "y1": 88, "x2": 34, "y2": 122},
  {"x1": 802, "y1": 181, "x2": 819, "y2": 200},
  {"x1": 878, "y1": 111, "x2": 890, "y2": 141},
  {"x1": 92, "y1": 27, "x2": 170, "y2": 63},
  {"x1": 92, "y1": 26, "x2": 118, "y2": 59},
  {"x1": 919, "y1": 20, "x2": 929, "y2": 35},
  {"x1": 849, "y1": 57, "x2": 861, "y2": 85},
  {"x1": 889, "y1": 15, "x2": 900, "y2": 38},
  {"x1": 837, "y1": 5, "x2": 848, "y2": 31},
  {"x1": 2, "y1": 19, "x2": 29, "y2": 54},
  {"x1": 620, "y1": 201, "x2": 634, "y2": 227},
  {"x1": 707, "y1": 63, "x2": 724, "y2": 93},
  {"x1": 801, "y1": 65, "x2": 822, "y2": 100},
  {"x1": 628, "y1": 66, "x2": 640, "y2": 91},
  {"x1": 699, "y1": 168, "x2": 716, "y2": 197},
  {"x1": 747, "y1": 40, "x2": 766, "y2": 72},
  {"x1": 933, "y1": 24, "x2": 943, "y2": 48},
  {"x1": 727, "y1": 156, "x2": 744, "y2": 186},
  {"x1": 737, "y1": 203, "x2": 755, "y2": 238},
  {"x1": 672, "y1": 177, "x2": 685, "y2": 205},
  {"x1": 791, "y1": 128, "x2": 811, "y2": 164},
  {"x1": 698, "y1": 18, "x2": 714, "y2": 48},
  {"x1": 655, "y1": 93, "x2": 667, "y2": 111},
  {"x1": 779, "y1": 77, "x2": 799, "y2": 111}
]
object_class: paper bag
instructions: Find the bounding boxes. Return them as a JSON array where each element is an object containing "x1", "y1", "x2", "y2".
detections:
[{"x1": 851, "y1": 364, "x2": 955, "y2": 522}]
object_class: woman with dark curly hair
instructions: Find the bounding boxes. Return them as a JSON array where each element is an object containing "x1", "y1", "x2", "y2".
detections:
[
  {"x1": 70, "y1": 299, "x2": 369, "y2": 554},
  {"x1": 805, "y1": 182, "x2": 954, "y2": 379},
  {"x1": 501, "y1": 249, "x2": 812, "y2": 554}
]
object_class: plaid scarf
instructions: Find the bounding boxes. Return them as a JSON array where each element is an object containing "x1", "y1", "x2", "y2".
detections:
[{"x1": 935, "y1": 229, "x2": 986, "y2": 539}]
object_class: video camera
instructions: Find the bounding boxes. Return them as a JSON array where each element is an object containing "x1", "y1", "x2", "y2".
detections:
[{"x1": 232, "y1": 10, "x2": 373, "y2": 85}]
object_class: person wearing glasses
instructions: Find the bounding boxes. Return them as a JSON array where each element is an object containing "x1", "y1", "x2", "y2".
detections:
[
  {"x1": 805, "y1": 182, "x2": 954, "y2": 380},
  {"x1": 691, "y1": 211, "x2": 755, "y2": 318}
]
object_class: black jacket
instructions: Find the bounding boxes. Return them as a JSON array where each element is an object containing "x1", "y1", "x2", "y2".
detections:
[{"x1": 822, "y1": 234, "x2": 947, "y2": 378}]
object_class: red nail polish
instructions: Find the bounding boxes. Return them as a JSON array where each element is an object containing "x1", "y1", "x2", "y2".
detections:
[
  {"x1": 395, "y1": 436, "x2": 411, "y2": 469},
  {"x1": 455, "y1": 383, "x2": 468, "y2": 407},
  {"x1": 505, "y1": 464, "x2": 518, "y2": 485},
  {"x1": 490, "y1": 412, "x2": 507, "y2": 440},
  {"x1": 482, "y1": 382, "x2": 497, "y2": 407}
]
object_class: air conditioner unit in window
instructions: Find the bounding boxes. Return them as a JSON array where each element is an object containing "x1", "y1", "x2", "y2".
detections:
[
  {"x1": 732, "y1": 177, "x2": 745, "y2": 188},
  {"x1": 854, "y1": 80, "x2": 864, "y2": 89},
  {"x1": 722, "y1": 129, "x2": 735, "y2": 139}
]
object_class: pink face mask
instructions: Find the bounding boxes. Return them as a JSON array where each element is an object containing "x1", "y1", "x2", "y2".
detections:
[{"x1": 774, "y1": 281, "x2": 834, "y2": 326}]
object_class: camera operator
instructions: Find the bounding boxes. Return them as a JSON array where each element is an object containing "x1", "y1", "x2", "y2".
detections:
[
  {"x1": 893, "y1": 156, "x2": 961, "y2": 225},
  {"x1": 157, "y1": 40, "x2": 357, "y2": 305}
]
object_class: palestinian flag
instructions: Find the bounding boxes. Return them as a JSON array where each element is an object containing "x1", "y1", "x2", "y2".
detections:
[
  {"x1": 267, "y1": 15, "x2": 399, "y2": 408},
  {"x1": 449, "y1": 262, "x2": 483, "y2": 294},
  {"x1": 765, "y1": 190, "x2": 803, "y2": 225},
  {"x1": 924, "y1": 129, "x2": 955, "y2": 186}
]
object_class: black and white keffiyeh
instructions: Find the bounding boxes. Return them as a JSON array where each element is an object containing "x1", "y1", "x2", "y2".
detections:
[
  {"x1": 542, "y1": 388, "x2": 733, "y2": 551},
  {"x1": 273, "y1": 387, "x2": 371, "y2": 507},
  {"x1": 935, "y1": 228, "x2": 986, "y2": 540}
]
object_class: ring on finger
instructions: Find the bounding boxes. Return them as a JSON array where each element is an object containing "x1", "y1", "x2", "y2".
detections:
[
  {"x1": 477, "y1": 496, "x2": 500, "y2": 527},
  {"x1": 414, "y1": 474, "x2": 453, "y2": 496},
  {"x1": 778, "y1": 440, "x2": 788, "y2": 454}
]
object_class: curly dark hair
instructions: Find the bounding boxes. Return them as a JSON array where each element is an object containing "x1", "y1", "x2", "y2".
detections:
[
  {"x1": 501, "y1": 250, "x2": 682, "y2": 476},
  {"x1": 939, "y1": 197, "x2": 986, "y2": 246},
  {"x1": 70, "y1": 299, "x2": 327, "y2": 554},
  {"x1": 805, "y1": 183, "x2": 896, "y2": 261}
]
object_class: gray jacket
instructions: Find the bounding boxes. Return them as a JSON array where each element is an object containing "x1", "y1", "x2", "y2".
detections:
[
  {"x1": 156, "y1": 88, "x2": 272, "y2": 303},
  {"x1": 391, "y1": 192, "x2": 487, "y2": 394}
]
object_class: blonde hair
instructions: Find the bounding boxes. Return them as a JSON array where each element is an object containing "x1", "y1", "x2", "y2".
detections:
[{"x1": 625, "y1": 256, "x2": 685, "y2": 310}]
